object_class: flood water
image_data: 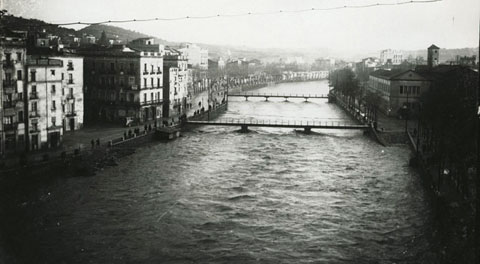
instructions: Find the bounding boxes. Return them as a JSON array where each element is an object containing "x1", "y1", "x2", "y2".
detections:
[{"x1": 10, "y1": 80, "x2": 436, "y2": 263}]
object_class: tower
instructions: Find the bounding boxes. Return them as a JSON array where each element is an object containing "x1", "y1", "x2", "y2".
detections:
[{"x1": 427, "y1": 44, "x2": 440, "y2": 68}]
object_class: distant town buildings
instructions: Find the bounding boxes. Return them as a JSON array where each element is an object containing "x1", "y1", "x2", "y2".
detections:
[
  {"x1": 380, "y1": 49, "x2": 403, "y2": 65},
  {"x1": 178, "y1": 43, "x2": 208, "y2": 70}
]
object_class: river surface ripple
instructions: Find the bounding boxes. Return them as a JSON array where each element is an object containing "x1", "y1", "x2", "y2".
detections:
[{"x1": 23, "y1": 81, "x2": 434, "y2": 263}]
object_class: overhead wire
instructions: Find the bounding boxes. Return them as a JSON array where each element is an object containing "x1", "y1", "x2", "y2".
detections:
[{"x1": 47, "y1": 0, "x2": 442, "y2": 26}]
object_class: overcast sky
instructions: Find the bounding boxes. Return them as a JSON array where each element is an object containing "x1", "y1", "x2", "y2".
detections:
[{"x1": 3, "y1": 0, "x2": 479, "y2": 53}]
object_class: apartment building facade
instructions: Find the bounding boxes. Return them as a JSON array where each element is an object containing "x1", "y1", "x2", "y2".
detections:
[
  {"x1": 0, "y1": 30, "x2": 27, "y2": 155},
  {"x1": 80, "y1": 41, "x2": 164, "y2": 125}
]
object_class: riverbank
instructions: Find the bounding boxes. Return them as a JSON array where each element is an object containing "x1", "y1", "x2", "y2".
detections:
[{"x1": 332, "y1": 91, "x2": 477, "y2": 263}]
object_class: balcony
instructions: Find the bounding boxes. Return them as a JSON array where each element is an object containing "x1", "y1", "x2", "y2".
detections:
[
  {"x1": 29, "y1": 93, "x2": 39, "y2": 100},
  {"x1": 157, "y1": 71, "x2": 162, "y2": 74},
  {"x1": 67, "y1": 65, "x2": 74, "y2": 71},
  {"x1": 66, "y1": 111, "x2": 77, "y2": 117},
  {"x1": 141, "y1": 99, "x2": 163, "y2": 106},
  {"x1": 51, "y1": 107, "x2": 57, "y2": 112},
  {"x1": 2, "y1": 81, "x2": 15, "y2": 89},
  {"x1": 29, "y1": 111, "x2": 40, "y2": 118},
  {"x1": 30, "y1": 126, "x2": 40, "y2": 133},
  {"x1": 143, "y1": 71, "x2": 149, "y2": 75},
  {"x1": 4, "y1": 123, "x2": 15, "y2": 131},
  {"x1": 2, "y1": 60, "x2": 14, "y2": 68},
  {"x1": 67, "y1": 80, "x2": 74, "y2": 85},
  {"x1": 3, "y1": 101, "x2": 14, "y2": 109},
  {"x1": 150, "y1": 71, "x2": 155, "y2": 75},
  {"x1": 66, "y1": 94, "x2": 75, "y2": 100}
]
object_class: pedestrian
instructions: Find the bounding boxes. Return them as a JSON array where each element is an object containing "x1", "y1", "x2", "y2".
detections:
[
  {"x1": 91, "y1": 139, "x2": 95, "y2": 149},
  {"x1": 96, "y1": 138, "x2": 100, "y2": 146}
]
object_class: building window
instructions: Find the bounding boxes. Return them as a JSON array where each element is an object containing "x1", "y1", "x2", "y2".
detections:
[
  {"x1": 110, "y1": 62, "x2": 115, "y2": 72},
  {"x1": 51, "y1": 85, "x2": 56, "y2": 94},
  {"x1": 151, "y1": 78, "x2": 154, "y2": 87},
  {"x1": 143, "y1": 93, "x2": 147, "y2": 103},
  {"x1": 30, "y1": 71, "x2": 36, "y2": 82},
  {"x1": 51, "y1": 70, "x2": 55, "y2": 76},
  {"x1": 31, "y1": 102, "x2": 37, "y2": 112},
  {"x1": 67, "y1": 61, "x2": 74, "y2": 70},
  {"x1": 144, "y1": 78, "x2": 147, "y2": 88},
  {"x1": 51, "y1": 116, "x2": 56, "y2": 126},
  {"x1": 129, "y1": 63, "x2": 134, "y2": 73},
  {"x1": 18, "y1": 111, "x2": 24, "y2": 122},
  {"x1": 144, "y1": 63, "x2": 148, "y2": 73},
  {"x1": 157, "y1": 78, "x2": 160, "y2": 87},
  {"x1": 52, "y1": 100, "x2": 56, "y2": 110},
  {"x1": 31, "y1": 85, "x2": 37, "y2": 94},
  {"x1": 17, "y1": 70, "x2": 22, "y2": 80},
  {"x1": 400, "y1": 86, "x2": 403, "y2": 94},
  {"x1": 68, "y1": 73, "x2": 73, "y2": 84}
]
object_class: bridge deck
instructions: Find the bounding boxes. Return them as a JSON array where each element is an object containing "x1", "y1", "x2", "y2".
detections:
[
  {"x1": 228, "y1": 93, "x2": 329, "y2": 99},
  {"x1": 186, "y1": 119, "x2": 369, "y2": 130}
]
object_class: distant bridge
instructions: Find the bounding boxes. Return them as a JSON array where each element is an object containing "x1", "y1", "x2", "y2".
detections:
[
  {"x1": 186, "y1": 118, "x2": 369, "y2": 133},
  {"x1": 227, "y1": 93, "x2": 329, "y2": 101}
]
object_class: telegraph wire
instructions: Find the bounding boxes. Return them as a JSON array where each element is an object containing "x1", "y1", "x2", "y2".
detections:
[{"x1": 48, "y1": 0, "x2": 442, "y2": 26}]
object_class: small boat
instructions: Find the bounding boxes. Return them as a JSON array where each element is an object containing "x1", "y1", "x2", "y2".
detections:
[{"x1": 155, "y1": 126, "x2": 181, "y2": 140}]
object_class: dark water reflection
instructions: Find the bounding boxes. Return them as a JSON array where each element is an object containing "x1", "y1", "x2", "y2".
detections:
[{"x1": 15, "y1": 81, "x2": 435, "y2": 263}]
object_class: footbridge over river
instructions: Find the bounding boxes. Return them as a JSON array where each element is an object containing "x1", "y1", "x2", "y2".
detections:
[
  {"x1": 186, "y1": 118, "x2": 370, "y2": 133},
  {"x1": 227, "y1": 93, "x2": 329, "y2": 101}
]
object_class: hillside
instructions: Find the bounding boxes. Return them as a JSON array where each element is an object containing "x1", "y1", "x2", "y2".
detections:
[
  {"x1": 77, "y1": 24, "x2": 173, "y2": 45},
  {"x1": 0, "y1": 15, "x2": 76, "y2": 37}
]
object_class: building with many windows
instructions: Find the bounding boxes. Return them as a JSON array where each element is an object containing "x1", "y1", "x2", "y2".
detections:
[
  {"x1": 163, "y1": 47, "x2": 189, "y2": 121},
  {"x1": 25, "y1": 57, "x2": 64, "y2": 150},
  {"x1": 1, "y1": 29, "x2": 27, "y2": 155},
  {"x1": 80, "y1": 39, "x2": 164, "y2": 125},
  {"x1": 50, "y1": 55, "x2": 84, "y2": 132},
  {"x1": 380, "y1": 49, "x2": 404, "y2": 65},
  {"x1": 368, "y1": 69, "x2": 430, "y2": 116},
  {"x1": 178, "y1": 43, "x2": 208, "y2": 70}
]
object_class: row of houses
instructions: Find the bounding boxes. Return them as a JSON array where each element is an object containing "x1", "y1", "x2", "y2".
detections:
[
  {"x1": 0, "y1": 29, "x2": 211, "y2": 157},
  {"x1": 0, "y1": 29, "x2": 84, "y2": 155}
]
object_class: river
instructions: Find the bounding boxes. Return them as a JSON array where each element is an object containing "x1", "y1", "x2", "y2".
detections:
[{"x1": 10, "y1": 80, "x2": 436, "y2": 263}]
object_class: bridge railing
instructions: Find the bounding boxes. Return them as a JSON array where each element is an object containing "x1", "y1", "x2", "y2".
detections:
[
  {"x1": 190, "y1": 118, "x2": 366, "y2": 127},
  {"x1": 227, "y1": 93, "x2": 329, "y2": 98}
]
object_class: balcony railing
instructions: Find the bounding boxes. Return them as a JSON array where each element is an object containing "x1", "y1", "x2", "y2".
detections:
[
  {"x1": 67, "y1": 80, "x2": 74, "y2": 84},
  {"x1": 141, "y1": 99, "x2": 163, "y2": 106},
  {"x1": 29, "y1": 93, "x2": 39, "y2": 100},
  {"x1": 66, "y1": 94, "x2": 75, "y2": 100},
  {"x1": 2, "y1": 60, "x2": 14, "y2": 68},
  {"x1": 29, "y1": 111, "x2": 40, "y2": 118},
  {"x1": 30, "y1": 126, "x2": 40, "y2": 133},
  {"x1": 2, "y1": 80, "x2": 15, "y2": 88},
  {"x1": 67, "y1": 65, "x2": 74, "y2": 71},
  {"x1": 66, "y1": 111, "x2": 77, "y2": 117}
]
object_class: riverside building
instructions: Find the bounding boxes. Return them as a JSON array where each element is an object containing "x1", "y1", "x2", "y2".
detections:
[
  {"x1": 80, "y1": 38, "x2": 164, "y2": 125},
  {"x1": 0, "y1": 29, "x2": 27, "y2": 155},
  {"x1": 163, "y1": 47, "x2": 189, "y2": 121}
]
